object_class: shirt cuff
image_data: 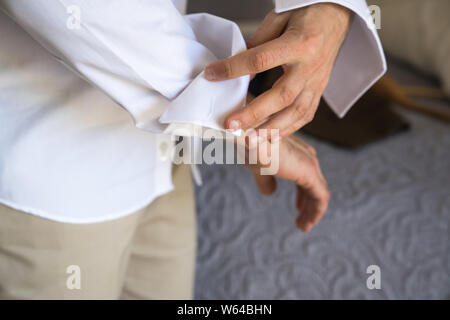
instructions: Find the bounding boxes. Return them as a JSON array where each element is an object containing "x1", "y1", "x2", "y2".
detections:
[
  {"x1": 157, "y1": 13, "x2": 250, "y2": 137},
  {"x1": 274, "y1": 0, "x2": 387, "y2": 117}
]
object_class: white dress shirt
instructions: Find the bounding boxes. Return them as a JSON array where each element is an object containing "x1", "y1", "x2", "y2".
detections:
[{"x1": 0, "y1": 0, "x2": 385, "y2": 223}]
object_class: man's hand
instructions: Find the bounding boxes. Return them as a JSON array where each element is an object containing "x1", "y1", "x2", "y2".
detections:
[
  {"x1": 246, "y1": 134, "x2": 330, "y2": 233},
  {"x1": 205, "y1": 4, "x2": 352, "y2": 140}
]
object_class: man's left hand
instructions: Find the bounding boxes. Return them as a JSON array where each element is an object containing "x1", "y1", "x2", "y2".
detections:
[{"x1": 205, "y1": 4, "x2": 353, "y2": 140}]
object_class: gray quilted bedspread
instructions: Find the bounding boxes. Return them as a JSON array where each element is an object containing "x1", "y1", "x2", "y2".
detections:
[{"x1": 194, "y1": 97, "x2": 450, "y2": 300}]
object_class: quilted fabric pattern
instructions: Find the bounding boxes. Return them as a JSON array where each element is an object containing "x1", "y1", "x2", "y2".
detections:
[{"x1": 194, "y1": 105, "x2": 450, "y2": 300}]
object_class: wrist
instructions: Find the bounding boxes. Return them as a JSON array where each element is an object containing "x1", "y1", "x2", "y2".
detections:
[
  {"x1": 306, "y1": 3, "x2": 352, "y2": 37},
  {"x1": 323, "y1": 3, "x2": 353, "y2": 37}
]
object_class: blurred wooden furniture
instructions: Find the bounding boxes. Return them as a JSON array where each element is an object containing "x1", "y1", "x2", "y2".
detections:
[{"x1": 373, "y1": 76, "x2": 450, "y2": 122}]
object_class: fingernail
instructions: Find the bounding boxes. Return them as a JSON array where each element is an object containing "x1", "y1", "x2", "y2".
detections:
[
  {"x1": 204, "y1": 66, "x2": 216, "y2": 81},
  {"x1": 228, "y1": 120, "x2": 241, "y2": 131}
]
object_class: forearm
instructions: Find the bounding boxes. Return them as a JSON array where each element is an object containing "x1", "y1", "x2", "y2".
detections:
[{"x1": 274, "y1": 0, "x2": 387, "y2": 117}]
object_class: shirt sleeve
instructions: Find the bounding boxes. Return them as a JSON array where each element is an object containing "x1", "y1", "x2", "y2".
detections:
[
  {"x1": 274, "y1": 0, "x2": 387, "y2": 117},
  {"x1": 0, "y1": 0, "x2": 249, "y2": 134}
]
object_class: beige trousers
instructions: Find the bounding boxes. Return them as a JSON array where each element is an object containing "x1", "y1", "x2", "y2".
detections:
[{"x1": 0, "y1": 165, "x2": 196, "y2": 299}]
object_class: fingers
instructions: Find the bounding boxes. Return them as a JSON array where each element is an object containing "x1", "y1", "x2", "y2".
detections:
[
  {"x1": 204, "y1": 32, "x2": 301, "y2": 81},
  {"x1": 225, "y1": 72, "x2": 305, "y2": 131},
  {"x1": 296, "y1": 189, "x2": 329, "y2": 232},
  {"x1": 257, "y1": 89, "x2": 318, "y2": 140},
  {"x1": 246, "y1": 134, "x2": 329, "y2": 232},
  {"x1": 283, "y1": 93, "x2": 321, "y2": 138},
  {"x1": 289, "y1": 136, "x2": 327, "y2": 185},
  {"x1": 252, "y1": 172, "x2": 277, "y2": 195},
  {"x1": 247, "y1": 10, "x2": 291, "y2": 48},
  {"x1": 295, "y1": 159, "x2": 330, "y2": 232},
  {"x1": 254, "y1": 60, "x2": 332, "y2": 139},
  {"x1": 296, "y1": 197, "x2": 321, "y2": 233}
]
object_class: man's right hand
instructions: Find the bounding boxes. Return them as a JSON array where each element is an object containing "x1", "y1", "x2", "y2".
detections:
[{"x1": 246, "y1": 134, "x2": 330, "y2": 233}]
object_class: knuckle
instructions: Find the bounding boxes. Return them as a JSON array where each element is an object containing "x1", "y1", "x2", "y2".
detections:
[
  {"x1": 279, "y1": 85, "x2": 297, "y2": 106},
  {"x1": 250, "y1": 51, "x2": 273, "y2": 72},
  {"x1": 223, "y1": 60, "x2": 233, "y2": 78},
  {"x1": 265, "y1": 10, "x2": 278, "y2": 23},
  {"x1": 301, "y1": 31, "x2": 323, "y2": 56},
  {"x1": 307, "y1": 112, "x2": 315, "y2": 123},
  {"x1": 248, "y1": 106, "x2": 260, "y2": 122},
  {"x1": 303, "y1": 111, "x2": 315, "y2": 125},
  {"x1": 285, "y1": 29, "x2": 316, "y2": 57},
  {"x1": 292, "y1": 104, "x2": 307, "y2": 121},
  {"x1": 284, "y1": 29, "x2": 303, "y2": 50},
  {"x1": 274, "y1": 42, "x2": 292, "y2": 59}
]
